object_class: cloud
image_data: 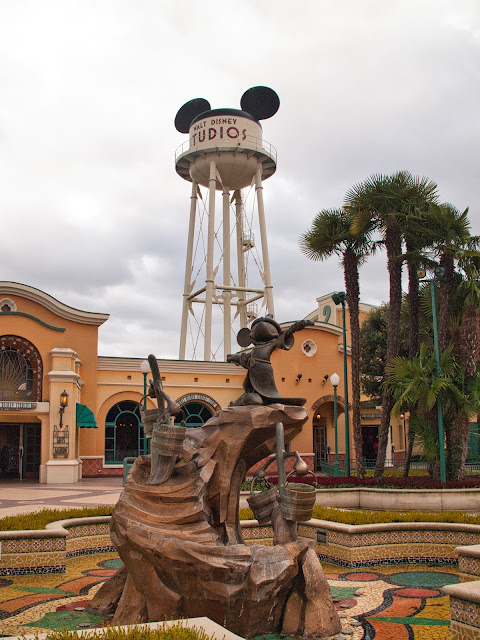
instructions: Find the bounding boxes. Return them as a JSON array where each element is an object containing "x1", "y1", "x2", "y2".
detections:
[{"x1": 0, "y1": 0, "x2": 479, "y2": 360}]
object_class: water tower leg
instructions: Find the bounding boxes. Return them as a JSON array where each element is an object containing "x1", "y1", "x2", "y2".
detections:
[
  {"x1": 223, "y1": 187, "x2": 232, "y2": 359},
  {"x1": 179, "y1": 180, "x2": 198, "y2": 359},
  {"x1": 234, "y1": 190, "x2": 247, "y2": 328},
  {"x1": 204, "y1": 160, "x2": 217, "y2": 361},
  {"x1": 255, "y1": 166, "x2": 275, "y2": 316}
]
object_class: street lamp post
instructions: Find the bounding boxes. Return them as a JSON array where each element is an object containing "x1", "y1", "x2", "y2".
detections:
[
  {"x1": 331, "y1": 372, "x2": 341, "y2": 477},
  {"x1": 332, "y1": 292, "x2": 351, "y2": 476},
  {"x1": 417, "y1": 267, "x2": 446, "y2": 483},
  {"x1": 140, "y1": 360, "x2": 150, "y2": 455}
]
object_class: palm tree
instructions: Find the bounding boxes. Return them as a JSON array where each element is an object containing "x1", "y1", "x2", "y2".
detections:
[
  {"x1": 427, "y1": 203, "x2": 478, "y2": 351},
  {"x1": 300, "y1": 207, "x2": 374, "y2": 479},
  {"x1": 385, "y1": 345, "x2": 479, "y2": 480},
  {"x1": 346, "y1": 171, "x2": 438, "y2": 477},
  {"x1": 447, "y1": 269, "x2": 480, "y2": 478},
  {"x1": 424, "y1": 204, "x2": 480, "y2": 477}
]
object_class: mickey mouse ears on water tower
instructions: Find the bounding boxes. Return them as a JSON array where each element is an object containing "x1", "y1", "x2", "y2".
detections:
[{"x1": 174, "y1": 86, "x2": 280, "y2": 133}]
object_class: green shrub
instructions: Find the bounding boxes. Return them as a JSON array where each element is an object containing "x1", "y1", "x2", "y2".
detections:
[
  {"x1": 312, "y1": 504, "x2": 480, "y2": 525},
  {"x1": 3, "y1": 503, "x2": 480, "y2": 533},
  {"x1": 0, "y1": 506, "x2": 113, "y2": 531},
  {"x1": 42, "y1": 621, "x2": 215, "y2": 640}
]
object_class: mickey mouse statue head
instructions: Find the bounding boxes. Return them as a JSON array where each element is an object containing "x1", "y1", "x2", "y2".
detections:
[
  {"x1": 174, "y1": 86, "x2": 280, "y2": 133},
  {"x1": 227, "y1": 315, "x2": 314, "y2": 407}
]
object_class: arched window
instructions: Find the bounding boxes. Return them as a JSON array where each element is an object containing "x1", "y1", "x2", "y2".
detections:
[
  {"x1": 104, "y1": 400, "x2": 145, "y2": 464},
  {"x1": 174, "y1": 394, "x2": 219, "y2": 428},
  {"x1": 0, "y1": 336, "x2": 43, "y2": 401},
  {"x1": 175, "y1": 401, "x2": 214, "y2": 428}
]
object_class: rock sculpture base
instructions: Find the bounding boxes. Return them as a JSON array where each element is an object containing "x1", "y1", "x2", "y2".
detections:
[{"x1": 88, "y1": 405, "x2": 340, "y2": 639}]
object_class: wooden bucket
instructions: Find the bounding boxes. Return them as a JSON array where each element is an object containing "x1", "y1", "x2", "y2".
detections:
[
  {"x1": 140, "y1": 407, "x2": 163, "y2": 437},
  {"x1": 151, "y1": 423, "x2": 186, "y2": 457},
  {"x1": 278, "y1": 472, "x2": 316, "y2": 522},
  {"x1": 247, "y1": 480, "x2": 278, "y2": 524}
]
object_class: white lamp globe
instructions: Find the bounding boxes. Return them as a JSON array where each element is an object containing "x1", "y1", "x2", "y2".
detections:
[
  {"x1": 140, "y1": 360, "x2": 150, "y2": 374},
  {"x1": 330, "y1": 373, "x2": 340, "y2": 387}
]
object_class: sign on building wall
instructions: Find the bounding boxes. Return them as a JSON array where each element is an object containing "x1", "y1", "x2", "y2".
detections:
[
  {"x1": 53, "y1": 424, "x2": 69, "y2": 458},
  {"x1": 0, "y1": 401, "x2": 36, "y2": 410}
]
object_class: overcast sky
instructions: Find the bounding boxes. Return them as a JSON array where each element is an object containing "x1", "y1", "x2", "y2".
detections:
[{"x1": 1, "y1": 1, "x2": 479, "y2": 360}]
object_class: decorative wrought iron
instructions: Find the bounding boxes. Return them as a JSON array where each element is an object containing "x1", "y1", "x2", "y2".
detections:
[{"x1": 0, "y1": 336, "x2": 43, "y2": 401}]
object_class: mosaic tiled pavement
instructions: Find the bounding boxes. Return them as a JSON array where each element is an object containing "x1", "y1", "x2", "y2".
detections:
[{"x1": 0, "y1": 552, "x2": 457, "y2": 639}]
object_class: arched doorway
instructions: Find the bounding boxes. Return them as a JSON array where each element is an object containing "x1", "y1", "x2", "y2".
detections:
[
  {"x1": 104, "y1": 400, "x2": 145, "y2": 463},
  {"x1": 311, "y1": 395, "x2": 346, "y2": 472},
  {"x1": 0, "y1": 336, "x2": 43, "y2": 478}
]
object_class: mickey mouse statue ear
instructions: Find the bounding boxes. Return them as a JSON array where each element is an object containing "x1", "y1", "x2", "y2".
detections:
[
  {"x1": 240, "y1": 86, "x2": 280, "y2": 121},
  {"x1": 237, "y1": 327, "x2": 252, "y2": 348},
  {"x1": 175, "y1": 98, "x2": 211, "y2": 133}
]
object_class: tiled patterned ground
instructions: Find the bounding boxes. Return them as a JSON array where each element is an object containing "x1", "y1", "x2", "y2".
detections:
[{"x1": 0, "y1": 552, "x2": 458, "y2": 639}]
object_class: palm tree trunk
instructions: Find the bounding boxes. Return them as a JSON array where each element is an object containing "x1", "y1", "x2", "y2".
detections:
[
  {"x1": 375, "y1": 222, "x2": 402, "y2": 477},
  {"x1": 403, "y1": 425, "x2": 415, "y2": 477},
  {"x1": 449, "y1": 302, "x2": 480, "y2": 479},
  {"x1": 343, "y1": 250, "x2": 365, "y2": 479},
  {"x1": 438, "y1": 252, "x2": 454, "y2": 351},
  {"x1": 406, "y1": 242, "x2": 420, "y2": 359}
]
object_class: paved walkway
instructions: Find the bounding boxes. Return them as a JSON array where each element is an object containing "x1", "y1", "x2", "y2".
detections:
[
  {"x1": 0, "y1": 555, "x2": 455, "y2": 639},
  {"x1": 0, "y1": 478, "x2": 123, "y2": 518}
]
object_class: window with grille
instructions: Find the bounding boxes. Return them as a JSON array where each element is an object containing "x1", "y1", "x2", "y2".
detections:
[{"x1": 104, "y1": 400, "x2": 146, "y2": 464}]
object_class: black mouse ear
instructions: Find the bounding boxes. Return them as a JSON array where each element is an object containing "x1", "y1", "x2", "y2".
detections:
[
  {"x1": 175, "y1": 98, "x2": 211, "y2": 133},
  {"x1": 237, "y1": 327, "x2": 252, "y2": 348},
  {"x1": 240, "y1": 86, "x2": 279, "y2": 121}
]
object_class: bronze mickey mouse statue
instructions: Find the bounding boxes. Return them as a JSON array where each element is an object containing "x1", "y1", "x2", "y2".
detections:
[{"x1": 227, "y1": 315, "x2": 314, "y2": 407}]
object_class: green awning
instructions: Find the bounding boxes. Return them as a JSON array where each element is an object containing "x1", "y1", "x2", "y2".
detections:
[{"x1": 76, "y1": 403, "x2": 97, "y2": 428}]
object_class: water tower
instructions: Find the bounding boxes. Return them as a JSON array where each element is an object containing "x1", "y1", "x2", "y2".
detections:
[{"x1": 175, "y1": 86, "x2": 279, "y2": 361}]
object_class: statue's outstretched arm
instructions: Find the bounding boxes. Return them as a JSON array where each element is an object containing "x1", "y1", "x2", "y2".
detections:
[{"x1": 285, "y1": 319, "x2": 314, "y2": 336}]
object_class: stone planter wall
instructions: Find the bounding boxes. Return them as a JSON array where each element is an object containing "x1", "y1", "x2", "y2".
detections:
[
  {"x1": 4, "y1": 515, "x2": 480, "y2": 575},
  {"x1": 0, "y1": 516, "x2": 112, "y2": 576},
  {"x1": 443, "y1": 581, "x2": 480, "y2": 640},
  {"x1": 314, "y1": 487, "x2": 480, "y2": 513},
  {"x1": 241, "y1": 519, "x2": 480, "y2": 568}
]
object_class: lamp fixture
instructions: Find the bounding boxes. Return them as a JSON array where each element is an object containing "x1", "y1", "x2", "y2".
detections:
[
  {"x1": 60, "y1": 390, "x2": 69, "y2": 408},
  {"x1": 59, "y1": 390, "x2": 68, "y2": 430},
  {"x1": 295, "y1": 374, "x2": 303, "y2": 384}
]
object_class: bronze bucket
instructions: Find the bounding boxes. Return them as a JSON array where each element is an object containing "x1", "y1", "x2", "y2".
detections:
[
  {"x1": 278, "y1": 471, "x2": 316, "y2": 522},
  {"x1": 247, "y1": 477, "x2": 278, "y2": 524},
  {"x1": 151, "y1": 423, "x2": 186, "y2": 457}
]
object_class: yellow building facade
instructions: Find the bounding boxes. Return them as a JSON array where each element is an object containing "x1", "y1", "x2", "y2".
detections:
[{"x1": 0, "y1": 281, "x2": 404, "y2": 484}]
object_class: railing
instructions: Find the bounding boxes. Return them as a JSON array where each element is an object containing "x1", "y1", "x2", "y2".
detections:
[
  {"x1": 320, "y1": 457, "x2": 430, "y2": 476},
  {"x1": 175, "y1": 135, "x2": 277, "y2": 163}
]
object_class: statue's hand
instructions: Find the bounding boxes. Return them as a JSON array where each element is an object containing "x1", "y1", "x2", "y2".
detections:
[
  {"x1": 227, "y1": 353, "x2": 238, "y2": 364},
  {"x1": 288, "y1": 319, "x2": 315, "y2": 334}
]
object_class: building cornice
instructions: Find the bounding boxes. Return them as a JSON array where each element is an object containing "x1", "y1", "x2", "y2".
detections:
[
  {"x1": 97, "y1": 356, "x2": 241, "y2": 375},
  {"x1": 0, "y1": 282, "x2": 109, "y2": 326}
]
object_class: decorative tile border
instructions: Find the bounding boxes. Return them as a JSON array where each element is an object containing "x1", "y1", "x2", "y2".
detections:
[
  {"x1": 241, "y1": 520, "x2": 480, "y2": 568},
  {"x1": 450, "y1": 596, "x2": 480, "y2": 629},
  {"x1": 1, "y1": 537, "x2": 65, "y2": 554}
]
